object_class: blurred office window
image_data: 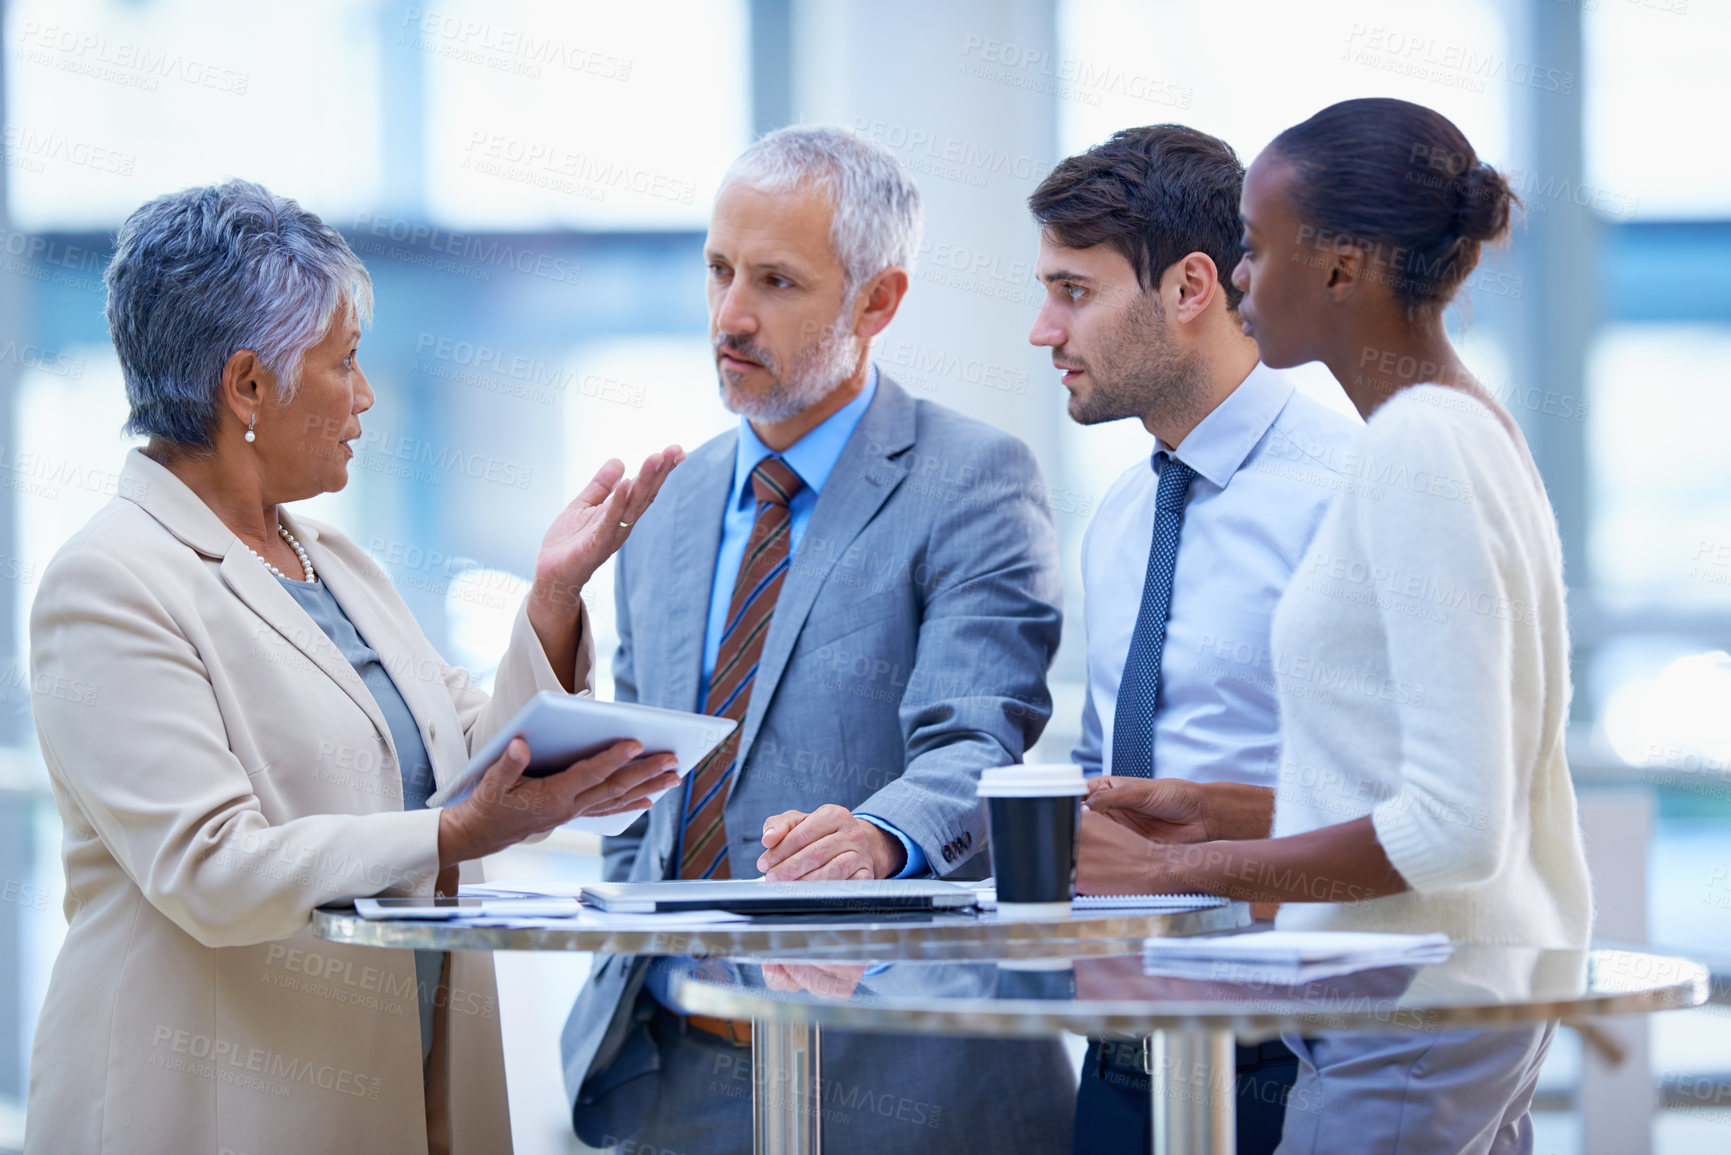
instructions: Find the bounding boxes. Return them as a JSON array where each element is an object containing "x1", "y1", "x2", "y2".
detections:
[
  {"x1": 11, "y1": 352, "x2": 136, "y2": 679},
  {"x1": 1598, "y1": 643, "x2": 1731, "y2": 772},
  {"x1": 1584, "y1": 0, "x2": 1731, "y2": 220},
  {"x1": 1583, "y1": 322, "x2": 1731, "y2": 782},
  {"x1": 1580, "y1": 0, "x2": 1729, "y2": 811},
  {"x1": 1587, "y1": 324, "x2": 1731, "y2": 609},
  {"x1": 5, "y1": 0, "x2": 753, "y2": 229},
  {"x1": 421, "y1": 0, "x2": 749, "y2": 229},
  {"x1": 1058, "y1": 0, "x2": 1509, "y2": 165},
  {"x1": 4, "y1": 0, "x2": 389, "y2": 228},
  {"x1": 1580, "y1": 0, "x2": 1731, "y2": 786},
  {"x1": 444, "y1": 566, "x2": 533, "y2": 693}
]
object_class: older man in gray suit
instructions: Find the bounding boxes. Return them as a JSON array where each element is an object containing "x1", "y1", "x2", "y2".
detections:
[{"x1": 561, "y1": 126, "x2": 1074, "y2": 1153}]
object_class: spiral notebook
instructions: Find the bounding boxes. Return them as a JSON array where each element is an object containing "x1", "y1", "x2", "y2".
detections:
[
  {"x1": 971, "y1": 883, "x2": 1228, "y2": 911},
  {"x1": 1073, "y1": 893, "x2": 1231, "y2": 911}
]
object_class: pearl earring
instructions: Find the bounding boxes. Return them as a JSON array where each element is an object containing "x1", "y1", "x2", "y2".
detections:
[{"x1": 244, "y1": 414, "x2": 256, "y2": 444}]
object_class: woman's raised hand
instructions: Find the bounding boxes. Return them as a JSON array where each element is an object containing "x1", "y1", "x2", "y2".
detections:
[
  {"x1": 436, "y1": 737, "x2": 679, "y2": 867},
  {"x1": 528, "y1": 446, "x2": 684, "y2": 618}
]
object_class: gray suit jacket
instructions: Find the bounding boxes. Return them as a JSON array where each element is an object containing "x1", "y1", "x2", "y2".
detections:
[{"x1": 563, "y1": 372, "x2": 1064, "y2": 1113}]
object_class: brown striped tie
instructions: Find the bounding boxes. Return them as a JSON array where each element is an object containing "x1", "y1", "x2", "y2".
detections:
[{"x1": 677, "y1": 457, "x2": 805, "y2": 879}]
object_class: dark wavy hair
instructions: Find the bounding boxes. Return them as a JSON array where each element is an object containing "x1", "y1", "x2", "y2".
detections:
[{"x1": 1029, "y1": 124, "x2": 1246, "y2": 310}]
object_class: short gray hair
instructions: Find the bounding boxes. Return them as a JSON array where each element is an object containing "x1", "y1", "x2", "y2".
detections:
[
  {"x1": 722, "y1": 125, "x2": 923, "y2": 291},
  {"x1": 106, "y1": 179, "x2": 373, "y2": 449}
]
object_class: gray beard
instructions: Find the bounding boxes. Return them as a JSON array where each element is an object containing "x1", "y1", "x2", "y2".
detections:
[{"x1": 718, "y1": 309, "x2": 861, "y2": 423}]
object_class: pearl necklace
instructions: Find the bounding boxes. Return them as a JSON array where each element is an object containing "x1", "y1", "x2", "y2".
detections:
[{"x1": 250, "y1": 523, "x2": 317, "y2": 584}]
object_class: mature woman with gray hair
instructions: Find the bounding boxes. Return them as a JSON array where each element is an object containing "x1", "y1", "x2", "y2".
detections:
[{"x1": 24, "y1": 179, "x2": 682, "y2": 1155}]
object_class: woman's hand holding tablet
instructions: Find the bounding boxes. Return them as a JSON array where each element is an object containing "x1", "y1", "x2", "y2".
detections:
[
  {"x1": 429, "y1": 693, "x2": 738, "y2": 838},
  {"x1": 436, "y1": 736, "x2": 676, "y2": 867}
]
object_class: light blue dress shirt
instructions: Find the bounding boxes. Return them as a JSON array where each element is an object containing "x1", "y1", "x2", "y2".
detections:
[
  {"x1": 690, "y1": 365, "x2": 926, "y2": 877},
  {"x1": 1074, "y1": 363, "x2": 1363, "y2": 786}
]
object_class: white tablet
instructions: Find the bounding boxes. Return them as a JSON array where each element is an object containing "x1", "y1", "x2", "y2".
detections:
[{"x1": 427, "y1": 692, "x2": 736, "y2": 836}]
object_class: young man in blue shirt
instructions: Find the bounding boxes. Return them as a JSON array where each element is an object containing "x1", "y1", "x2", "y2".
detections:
[{"x1": 1028, "y1": 124, "x2": 1362, "y2": 1155}]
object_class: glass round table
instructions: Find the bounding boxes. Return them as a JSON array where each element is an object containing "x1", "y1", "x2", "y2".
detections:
[
  {"x1": 312, "y1": 907, "x2": 1708, "y2": 1154},
  {"x1": 312, "y1": 900, "x2": 1248, "y2": 1149},
  {"x1": 661, "y1": 946, "x2": 1708, "y2": 1155},
  {"x1": 311, "y1": 899, "x2": 1251, "y2": 959}
]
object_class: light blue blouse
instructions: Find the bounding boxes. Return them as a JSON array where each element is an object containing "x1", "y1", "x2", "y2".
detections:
[{"x1": 277, "y1": 576, "x2": 441, "y2": 1062}]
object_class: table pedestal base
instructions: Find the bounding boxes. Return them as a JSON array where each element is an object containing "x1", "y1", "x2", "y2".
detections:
[
  {"x1": 1148, "y1": 1027, "x2": 1235, "y2": 1155},
  {"x1": 753, "y1": 1017, "x2": 822, "y2": 1154}
]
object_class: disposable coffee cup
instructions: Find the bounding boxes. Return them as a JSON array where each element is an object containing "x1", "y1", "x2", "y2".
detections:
[{"x1": 977, "y1": 763, "x2": 1087, "y2": 921}]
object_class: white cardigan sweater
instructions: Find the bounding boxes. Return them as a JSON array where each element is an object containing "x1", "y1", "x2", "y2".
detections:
[{"x1": 1269, "y1": 385, "x2": 1593, "y2": 948}]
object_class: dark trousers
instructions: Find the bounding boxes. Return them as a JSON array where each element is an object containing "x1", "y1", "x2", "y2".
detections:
[{"x1": 1074, "y1": 1037, "x2": 1299, "y2": 1155}]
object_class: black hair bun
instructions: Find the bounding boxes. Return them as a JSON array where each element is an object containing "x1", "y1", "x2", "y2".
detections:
[
  {"x1": 1270, "y1": 98, "x2": 1521, "y2": 316},
  {"x1": 1456, "y1": 162, "x2": 1515, "y2": 245}
]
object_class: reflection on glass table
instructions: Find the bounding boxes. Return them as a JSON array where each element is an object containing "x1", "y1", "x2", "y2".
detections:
[
  {"x1": 310, "y1": 900, "x2": 1244, "y2": 1154},
  {"x1": 311, "y1": 899, "x2": 1249, "y2": 960},
  {"x1": 664, "y1": 947, "x2": 1708, "y2": 1155}
]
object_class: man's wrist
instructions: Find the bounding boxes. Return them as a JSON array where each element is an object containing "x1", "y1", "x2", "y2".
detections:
[{"x1": 859, "y1": 820, "x2": 907, "y2": 878}]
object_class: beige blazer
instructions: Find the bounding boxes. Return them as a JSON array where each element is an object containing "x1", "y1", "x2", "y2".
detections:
[{"x1": 24, "y1": 449, "x2": 593, "y2": 1155}]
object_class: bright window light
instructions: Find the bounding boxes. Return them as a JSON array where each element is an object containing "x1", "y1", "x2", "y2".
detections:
[{"x1": 5, "y1": 0, "x2": 386, "y2": 228}]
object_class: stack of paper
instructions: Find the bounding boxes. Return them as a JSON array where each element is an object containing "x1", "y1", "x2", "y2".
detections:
[{"x1": 1141, "y1": 930, "x2": 1452, "y2": 984}]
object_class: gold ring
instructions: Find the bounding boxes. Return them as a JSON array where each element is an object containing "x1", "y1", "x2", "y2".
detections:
[{"x1": 618, "y1": 521, "x2": 632, "y2": 529}]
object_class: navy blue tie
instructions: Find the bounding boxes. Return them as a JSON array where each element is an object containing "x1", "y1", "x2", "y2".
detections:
[{"x1": 1111, "y1": 454, "x2": 1197, "y2": 778}]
